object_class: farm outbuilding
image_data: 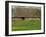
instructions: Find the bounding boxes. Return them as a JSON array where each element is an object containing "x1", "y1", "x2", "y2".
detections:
[{"x1": 12, "y1": 6, "x2": 41, "y2": 20}]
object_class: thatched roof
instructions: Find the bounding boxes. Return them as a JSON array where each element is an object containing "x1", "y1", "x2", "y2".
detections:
[{"x1": 12, "y1": 6, "x2": 41, "y2": 17}]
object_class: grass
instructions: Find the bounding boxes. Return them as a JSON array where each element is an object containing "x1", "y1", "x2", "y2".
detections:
[{"x1": 12, "y1": 19, "x2": 41, "y2": 31}]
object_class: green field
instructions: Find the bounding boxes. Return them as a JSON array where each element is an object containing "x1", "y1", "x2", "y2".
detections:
[{"x1": 12, "y1": 20, "x2": 41, "y2": 31}]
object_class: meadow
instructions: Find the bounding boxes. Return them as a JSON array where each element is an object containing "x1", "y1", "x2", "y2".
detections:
[{"x1": 12, "y1": 19, "x2": 41, "y2": 31}]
